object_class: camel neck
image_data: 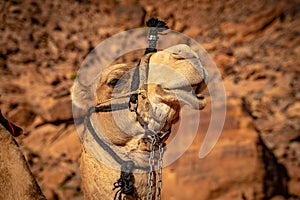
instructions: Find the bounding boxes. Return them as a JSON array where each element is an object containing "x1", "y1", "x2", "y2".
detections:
[{"x1": 84, "y1": 110, "x2": 150, "y2": 172}]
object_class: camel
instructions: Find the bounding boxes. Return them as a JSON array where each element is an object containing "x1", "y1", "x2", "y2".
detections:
[
  {"x1": 71, "y1": 44, "x2": 208, "y2": 199},
  {"x1": 0, "y1": 111, "x2": 46, "y2": 200}
]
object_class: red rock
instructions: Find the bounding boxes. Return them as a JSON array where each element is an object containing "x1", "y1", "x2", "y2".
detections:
[
  {"x1": 47, "y1": 126, "x2": 81, "y2": 161},
  {"x1": 163, "y1": 96, "x2": 289, "y2": 199},
  {"x1": 30, "y1": 96, "x2": 72, "y2": 122},
  {"x1": 287, "y1": 102, "x2": 300, "y2": 119},
  {"x1": 239, "y1": 7, "x2": 282, "y2": 36},
  {"x1": 40, "y1": 166, "x2": 69, "y2": 187},
  {"x1": 214, "y1": 53, "x2": 235, "y2": 69},
  {"x1": 47, "y1": 39, "x2": 59, "y2": 59},
  {"x1": 234, "y1": 46, "x2": 253, "y2": 59},
  {"x1": 220, "y1": 21, "x2": 238, "y2": 37},
  {"x1": 270, "y1": 195, "x2": 286, "y2": 200},
  {"x1": 1, "y1": 0, "x2": 299, "y2": 199},
  {"x1": 7, "y1": 105, "x2": 36, "y2": 128},
  {"x1": 202, "y1": 43, "x2": 216, "y2": 51},
  {"x1": 289, "y1": 179, "x2": 300, "y2": 197},
  {"x1": 174, "y1": 21, "x2": 186, "y2": 32},
  {"x1": 22, "y1": 124, "x2": 65, "y2": 154},
  {"x1": 184, "y1": 27, "x2": 203, "y2": 38},
  {"x1": 113, "y1": 4, "x2": 145, "y2": 28}
]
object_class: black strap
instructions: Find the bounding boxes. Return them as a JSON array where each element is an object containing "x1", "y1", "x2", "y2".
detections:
[
  {"x1": 86, "y1": 106, "x2": 151, "y2": 171},
  {"x1": 129, "y1": 18, "x2": 169, "y2": 111},
  {"x1": 94, "y1": 103, "x2": 129, "y2": 113},
  {"x1": 86, "y1": 107, "x2": 124, "y2": 165}
]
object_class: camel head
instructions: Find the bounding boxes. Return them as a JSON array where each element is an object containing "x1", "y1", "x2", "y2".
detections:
[
  {"x1": 71, "y1": 44, "x2": 208, "y2": 199},
  {"x1": 72, "y1": 43, "x2": 208, "y2": 160}
]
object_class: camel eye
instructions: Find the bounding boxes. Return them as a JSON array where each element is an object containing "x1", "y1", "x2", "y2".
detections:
[{"x1": 108, "y1": 78, "x2": 124, "y2": 88}]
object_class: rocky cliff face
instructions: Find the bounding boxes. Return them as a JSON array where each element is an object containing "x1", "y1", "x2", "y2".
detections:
[{"x1": 0, "y1": 0, "x2": 299, "y2": 199}]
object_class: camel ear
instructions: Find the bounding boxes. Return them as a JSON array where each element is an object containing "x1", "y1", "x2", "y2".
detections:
[{"x1": 71, "y1": 80, "x2": 95, "y2": 110}]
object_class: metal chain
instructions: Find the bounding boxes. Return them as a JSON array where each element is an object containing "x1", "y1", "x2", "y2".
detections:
[
  {"x1": 146, "y1": 136, "x2": 164, "y2": 200},
  {"x1": 156, "y1": 143, "x2": 164, "y2": 200},
  {"x1": 147, "y1": 138, "x2": 156, "y2": 200}
]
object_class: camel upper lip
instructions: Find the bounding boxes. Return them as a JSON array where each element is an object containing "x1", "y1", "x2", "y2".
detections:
[{"x1": 161, "y1": 83, "x2": 207, "y2": 110}]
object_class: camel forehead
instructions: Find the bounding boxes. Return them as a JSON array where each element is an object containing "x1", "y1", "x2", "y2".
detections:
[
  {"x1": 97, "y1": 44, "x2": 204, "y2": 88},
  {"x1": 149, "y1": 50, "x2": 174, "y2": 66},
  {"x1": 150, "y1": 44, "x2": 199, "y2": 66}
]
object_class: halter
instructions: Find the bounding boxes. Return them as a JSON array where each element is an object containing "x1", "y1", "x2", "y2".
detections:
[
  {"x1": 85, "y1": 18, "x2": 169, "y2": 200},
  {"x1": 0, "y1": 110, "x2": 23, "y2": 137},
  {"x1": 86, "y1": 88, "x2": 170, "y2": 200}
]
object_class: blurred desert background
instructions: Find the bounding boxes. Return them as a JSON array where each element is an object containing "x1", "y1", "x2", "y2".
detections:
[{"x1": 0, "y1": 0, "x2": 299, "y2": 199}]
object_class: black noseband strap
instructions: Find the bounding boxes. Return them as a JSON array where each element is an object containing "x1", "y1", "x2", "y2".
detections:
[
  {"x1": 94, "y1": 103, "x2": 129, "y2": 113},
  {"x1": 129, "y1": 18, "x2": 169, "y2": 111}
]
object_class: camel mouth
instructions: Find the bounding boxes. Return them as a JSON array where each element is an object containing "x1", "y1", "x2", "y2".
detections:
[{"x1": 161, "y1": 83, "x2": 207, "y2": 110}]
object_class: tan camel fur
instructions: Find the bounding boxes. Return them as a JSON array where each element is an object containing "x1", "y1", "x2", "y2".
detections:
[
  {"x1": 0, "y1": 124, "x2": 46, "y2": 200},
  {"x1": 72, "y1": 44, "x2": 208, "y2": 199}
]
